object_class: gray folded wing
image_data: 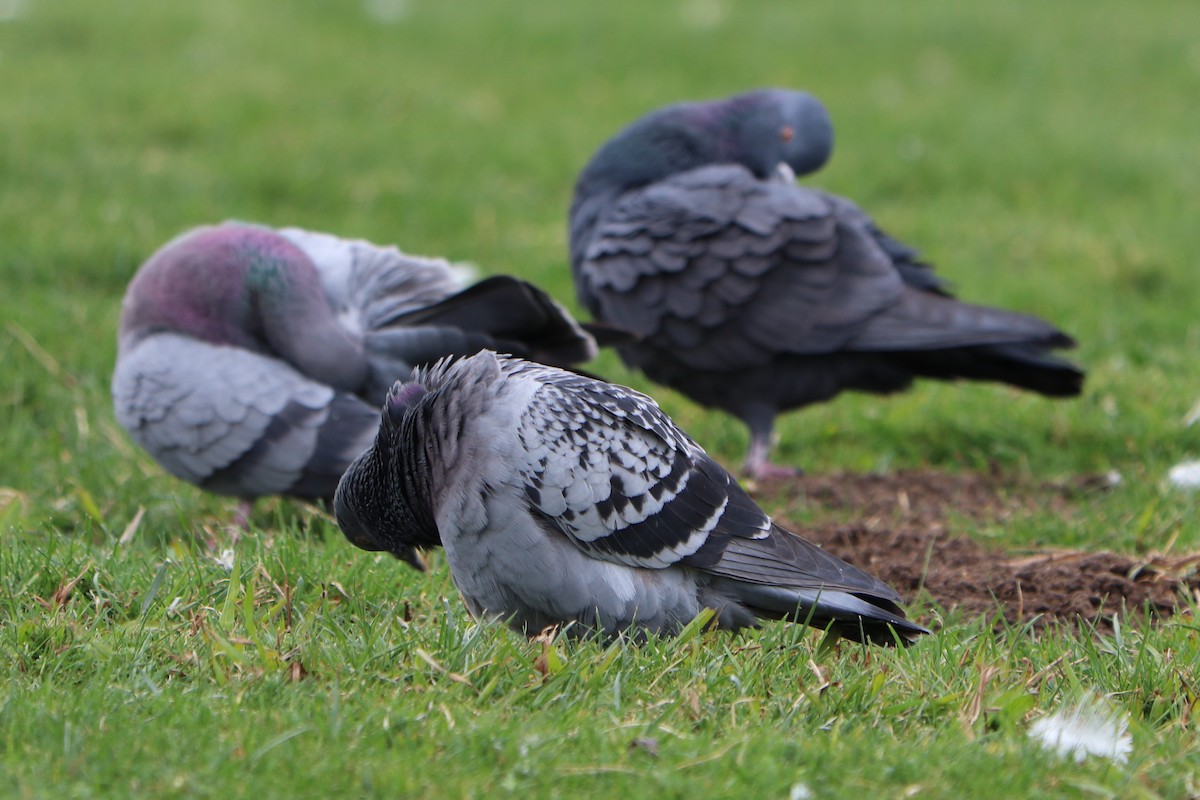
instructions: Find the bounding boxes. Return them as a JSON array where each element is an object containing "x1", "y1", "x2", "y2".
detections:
[
  {"x1": 113, "y1": 333, "x2": 378, "y2": 502},
  {"x1": 820, "y1": 193, "x2": 953, "y2": 297},
  {"x1": 279, "y1": 226, "x2": 468, "y2": 332},
  {"x1": 578, "y1": 163, "x2": 1068, "y2": 371},
  {"x1": 514, "y1": 367, "x2": 902, "y2": 608}
]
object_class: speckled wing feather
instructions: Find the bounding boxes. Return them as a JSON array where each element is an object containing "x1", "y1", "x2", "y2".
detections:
[
  {"x1": 514, "y1": 364, "x2": 768, "y2": 569},
  {"x1": 113, "y1": 332, "x2": 378, "y2": 500}
]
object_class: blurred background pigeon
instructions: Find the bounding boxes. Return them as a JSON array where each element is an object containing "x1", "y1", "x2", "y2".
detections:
[
  {"x1": 335, "y1": 351, "x2": 928, "y2": 645},
  {"x1": 569, "y1": 89, "x2": 1084, "y2": 478},
  {"x1": 113, "y1": 222, "x2": 609, "y2": 525}
]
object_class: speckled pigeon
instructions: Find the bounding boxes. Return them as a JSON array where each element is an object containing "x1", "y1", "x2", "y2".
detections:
[
  {"x1": 113, "y1": 222, "x2": 605, "y2": 526},
  {"x1": 569, "y1": 89, "x2": 1085, "y2": 477},
  {"x1": 334, "y1": 351, "x2": 928, "y2": 644}
]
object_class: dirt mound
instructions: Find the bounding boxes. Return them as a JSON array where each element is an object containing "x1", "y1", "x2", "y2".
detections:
[{"x1": 764, "y1": 470, "x2": 1200, "y2": 633}]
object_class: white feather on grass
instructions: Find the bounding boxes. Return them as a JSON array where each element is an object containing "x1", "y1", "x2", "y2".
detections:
[
  {"x1": 213, "y1": 549, "x2": 236, "y2": 572},
  {"x1": 1029, "y1": 694, "x2": 1132, "y2": 765},
  {"x1": 1167, "y1": 459, "x2": 1200, "y2": 490}
]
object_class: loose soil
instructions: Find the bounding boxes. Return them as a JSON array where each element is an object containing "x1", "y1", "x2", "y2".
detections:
[{"x1": 761, "y1": 470, "x2": 1200, "y2": 634}]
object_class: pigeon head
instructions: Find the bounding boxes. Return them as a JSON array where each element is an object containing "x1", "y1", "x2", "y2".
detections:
[
  {"x1": 725, "y1": 89, "x2": 834, "y2": 179},
  {"x1": 574, "y1": 88, "x2": 834, "y2": 197},
  {"x1": 119, "y1": 223, "x2": 369, "y2": 391},
  {"x1": 120, "y1": 224, "x2": 295, "y2": 348},
  {"x1": 334, "y1": 379, "x2": 438, "y2": 571}
]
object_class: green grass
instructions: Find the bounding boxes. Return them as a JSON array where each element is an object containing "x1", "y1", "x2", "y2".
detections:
[{"x1": 2, "y1": 0, "x2": 1199, "y2": 796}]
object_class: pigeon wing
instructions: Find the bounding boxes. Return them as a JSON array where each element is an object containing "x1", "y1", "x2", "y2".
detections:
[
  {"x1": 383, "y1": 276, "x2": 599, "y2": 367},
  {"x1": 514, "y1": 365, "x2": 904, "y2": 600},
  {"x1": 113, "y1": 333, "x2": 377, "y2": 501},
  {"x1": 820, "y1": 193, "x2": 954, "y2": 297}
]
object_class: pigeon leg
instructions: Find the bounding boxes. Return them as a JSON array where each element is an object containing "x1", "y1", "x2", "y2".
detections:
[
  {"x1": 741, "y1": 409, "x2": 803, "y2": 480},
  {"x1": 233, "y1": 499, "x2": 255, "y2": 531}
]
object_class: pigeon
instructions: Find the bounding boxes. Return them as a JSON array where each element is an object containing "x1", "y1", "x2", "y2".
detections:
[
  {"x1": 569, "y1": 88, "x2": 1085, "y2": 478},
  {"x1": 113, "y1": 222, "x2": 606, "y2": 529},
  {"x1": 334, "y1": 351, "x2": 928, "y2": 645}
]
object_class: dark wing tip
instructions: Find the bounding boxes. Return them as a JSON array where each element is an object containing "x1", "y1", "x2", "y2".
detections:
[
  {"x1": 829, "y1": 601, "x2": 931, "y2": 646},
  {"x1": 581, "y1": 320, "x2": 641, "y2": 347}
]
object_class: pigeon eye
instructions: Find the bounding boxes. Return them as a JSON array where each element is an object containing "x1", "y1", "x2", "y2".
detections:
[{"x1": 780, "y1": 126, "x2": 794, "y2": 144}]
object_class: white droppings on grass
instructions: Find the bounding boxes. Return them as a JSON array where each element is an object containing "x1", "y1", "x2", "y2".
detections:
[
  {"x1": 788, "y1": 783, "x2": 813, "y2": 800},
  {"x1": 1167, "y1": 459, "x2": 1200, "y2": 490},
  {"x1": 213, "y1": 549, "x2": 236, "y2": 571},
  {"x1": 1029, "y1": 694, "x2": 1131, "y2": 765}
]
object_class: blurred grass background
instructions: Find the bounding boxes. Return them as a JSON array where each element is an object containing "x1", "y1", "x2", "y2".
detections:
[{"x1": 2, "y1": 0, "x2": 1199, "y2": 796}]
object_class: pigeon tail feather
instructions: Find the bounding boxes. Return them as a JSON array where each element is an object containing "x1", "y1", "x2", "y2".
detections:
[
  {"x1": 899, "y1": 342, "x2": 1085, "y2": 397},
  {"x1": 715, "y1": 580, "x2": 929, "y2": 645}
]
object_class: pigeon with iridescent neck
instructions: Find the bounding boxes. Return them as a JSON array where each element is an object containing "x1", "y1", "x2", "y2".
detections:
[
  {"x1": 335, "y1": 351, "x2": 928, "y2": 644},
  {"x1": 569, "y1": 89, "x2": 1084, "y2": 478},
  {"x1": 113, "y1": 222, "x2": 607, "y2": 534}
]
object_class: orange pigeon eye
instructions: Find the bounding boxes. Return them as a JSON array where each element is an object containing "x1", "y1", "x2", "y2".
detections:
[{"x1": 780, "y1": 125, "x2": 794, "y2": 143}]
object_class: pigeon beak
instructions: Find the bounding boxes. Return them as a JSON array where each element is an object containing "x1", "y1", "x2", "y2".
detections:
[
  {"x1": 392, "y1": 546, "x2": 426, "y2": 572},
  {"x1": 775, "y1": 162, "x2": 796, "y2": 184}
]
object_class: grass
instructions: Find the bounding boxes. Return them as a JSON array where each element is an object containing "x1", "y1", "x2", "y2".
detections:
[{"x1": 2, "y1": 0, "x2": 1199, "y2": 796}]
